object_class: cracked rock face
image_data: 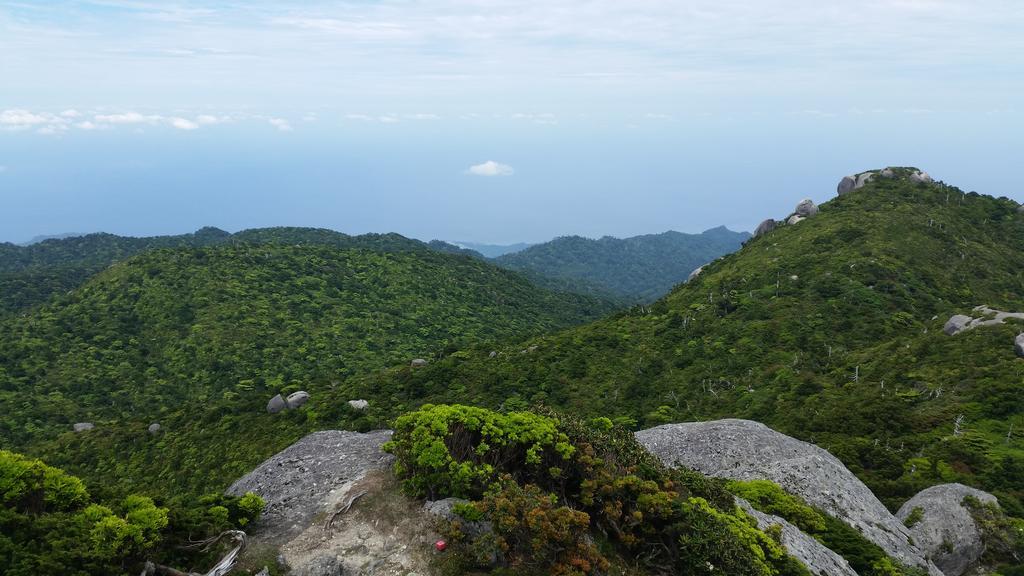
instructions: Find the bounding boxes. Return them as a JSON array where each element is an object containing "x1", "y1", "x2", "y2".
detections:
[
  {"x1": 636, "y1": 419, "x2": 940, "y2": 575},
  {"x1": 736, "y1": 498, "x2": 857, "y2": 576},
  {"x1": 897, "y1": 483, "x2": 998, "y2": 576},
  {"x1": 227, "y1": 430, "x2": 394, "y2": 543}
]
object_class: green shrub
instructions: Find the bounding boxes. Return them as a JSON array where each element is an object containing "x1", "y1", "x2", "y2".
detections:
[
  {"x1": 903, "y1": 506, "x2": 924, "y2": 528},
  {"x1": 727, "y1": 480, "x2": 827, "y2": 534},
  {"x1": 383, "y1": 404, "x2": 575, "y2": 499}
]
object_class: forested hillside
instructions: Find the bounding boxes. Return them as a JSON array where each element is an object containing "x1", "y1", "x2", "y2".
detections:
[
  {"x1": 494, "y1": 226, "x2": 749, "y2": 301},
  {"x1": 0, "y1": 244, "x2": 615, "y2": 498},
  {"x1": 348, "y1": 168, "x2": 1024, "y2": 514},
  {"x1": 0, "y1": 226, "x2": 480, "y2": 315}
]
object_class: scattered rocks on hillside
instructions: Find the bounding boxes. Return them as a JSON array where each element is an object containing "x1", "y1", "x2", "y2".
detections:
[
  {"x1": 896, "y1": 483, "x2": 999, "y2": 576},
  {"x1": 856, "y1": 172, "x2": 875, "y2": 188},
  {"x1": 786, "y1": 215, "x2": 805, "y2": 226},
  {"x1": 267, "y1": 394, "x2": 287, "y2": 414},
  {"x1": 286, "y1": 391, "x2": 310, "y2": 409},
  {"x1": 347, "y1": 399, "x2": 369, "y2": 411},
  {"x1": 636, "y1": 419, "x2": 940, "y2": 574},
  {"x1": 410, "y1": 358, "x2": 428, "y2": 368},
  {"x1": 687, "y1": 265, "x2": 706, "y2": 282},
  {"x1": 880, "y1": 167, "x2": 896, "y2": 178},
  {"x1": 489, "y1": 351, "x2": 497, "y2": 358},
  {"x1": 148, "y1": 423, "x2": 161, "y2": 434},
  {"x1": 73, "y1": 422, "x2": 94, "y2": 433},
  {"x1": 227, "y1": 429, "x2": 394, "y2": 543},
  {"x1": 944, "y1": 307, "x2": 1024, "y2": 354},
  {"x1": 737, "y1": 498, "x2": 857, "y2": 576},
  {"x1": 794, "y1": 198, "x2": 818, "y2": 217},
  {"x1": 754, "y1": 219, "x2": 777, "y2": 238}
]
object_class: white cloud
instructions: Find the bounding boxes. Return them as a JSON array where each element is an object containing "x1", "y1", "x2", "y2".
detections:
[
  {"x1": 76, "y1": 121, "x2": 103, "y2": 130},
  {"x1": 94, "y1": 112, "x2": 162, "y2": 124},
  {"x1": 407, "y1": 113, "x2": 440, "y2": 120},
  {"x1": 169, "y1": 117, "x2": 199, "y2": 130},
  {"x1": 345, "y1": 114, "x2": 374, "y2": 121},
  {"x1": 196, "y1": 114, "x2": 224, "y2": 125},
  {"x1": 378, "y1": 115, "x2": 400, "y2": 124},
  {"x1": 1, "y1": 109, "x2": 51, "y2": 129},
  {"x1": 268, "y1": 118, "x2": 293, "y2": 131},
  {"x1": 60, "y1": 109, "x2": 82, "y2": 118},
  {"x1": 467, "y1": 160, "x2": 515, "y2": 177}
]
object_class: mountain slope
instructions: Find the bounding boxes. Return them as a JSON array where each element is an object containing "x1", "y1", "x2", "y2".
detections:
[
  {"x1": 348, "y1": 168, "x2": 1024, "y2": 512},
  {"x1": 494, "y1": 226, "x2": 750, "y2": 301},
  {"x1": 0, "y1": 244, "x2": 615, "y2": 497},
  {"x1": 0, "y1": 226, "x2": 481, "y2": 315}
]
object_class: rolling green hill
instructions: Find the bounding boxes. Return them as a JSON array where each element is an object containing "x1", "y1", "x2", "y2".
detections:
[
  {"x1": 0, "y1": 244, "x2": 614, "y2": 498},
  {"x1": 493, "y1": 226, "x2": 750, "y2": 302},
  {"x1": 347, "y1": 168, "x2": 1024, "y2": 513},
  {"x1": 0, "y1": 226, "x2": 481, "y2": 315}
]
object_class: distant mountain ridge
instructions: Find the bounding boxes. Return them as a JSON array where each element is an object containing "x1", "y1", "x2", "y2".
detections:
[
  {"x1": 453, "y1": 240, "x2": 534, "y2": 258},
  {"x1": 0, "y1": 226, "x2": 482, "y2": 315},
  {"x1": 494, "y1": 226, "x2": 751, "y2": 302}
]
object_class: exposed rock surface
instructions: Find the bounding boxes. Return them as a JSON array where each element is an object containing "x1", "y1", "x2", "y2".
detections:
[
  {"x1": 896, "y1": 483, "x2": 998, "y2": 576},
  {"x1": 636, "y1": 419, "x2": 940, "y2": 575},
  {"x1": 794, "y1": 198, "x2": 818, "y2": 217},
  {"x1": 856, "y1": 172, "x2": 875, "y2": 188},
  {"x1": 944, "y1": 306, "x2": 1024, "y2": 341},
  {"x1": 687, "y1": 265, "x2": 706, "y2": 282},
  {"x1": 290, "y1": 554, "x2": 344, "y2": 576},
  {"x1": 267, "y1": 394, "x2": 287, "y2": 414},
  {"x1": 1016, "y1": 333, "x2": 1024, "y2": 358},
  {"x1": 148, "y1": 423, "x2": 161, "y2": 434},
  {"x1": 424, "y1": 497, "x2": 492, "y2": 540},
  {"x1": 736, "y1": 498, "x2": 857, "y2": 576},
  {"x1": 787, "y1": 215, "x2": 805, "y2": 226},
  {"x1": 837, "y1": 175, "x2": 857, "y2": 195},
  {"x1": 227, "y1": 430, "x2": 394, "y2": 543},
  {"x1": 944, "y1": 314, "x2": 973, "y2": 336},
  {"x1": 347, "y1": 399, "x2": 369, "y2": 410},
  {"x1": 73, "y1": 422, "x2": 94, "y2": 433},
  {"x1": 410, "y1": 358, "x2": 428, "y2": 368},
  {"x1": 754, "y1": 219, "x2": 777, "y2": 238},
  {"x1": 286, "y1": 391, "x2": 310, "y2": 409},
  {"x1": 910, "y1": 170, "x2": 935, "y2": 184}
]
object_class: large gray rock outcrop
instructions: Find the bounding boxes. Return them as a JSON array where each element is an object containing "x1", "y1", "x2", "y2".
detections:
[
  {"x1": 227, "y1": 430, "x2": 393, "y2": 542},
  {"x1": 837, "y1": 175, "x2": 857, "y2": 195},
  {"x1": 896, "y1": 483, "x2": 998, "y2": 576},
  {"x1": 286, "y1": 391, "x2": 310, "y2": 409},
  {"x1": 73, "y1": 422, "x2": 94, "y2": 433},
  {"x1": 794, "y1": 199, "x2": 818, "y2": 217},
  {"x1": 1016, "y1": 333, "x2": 1024, "y2": 358},
  {"x1": 636, "y1": 419, "x2": 940, "y2": 574},
  {"x1": 754, "y1": 219, "x2": 777, "y2": 238},
  {"x1": 267, "y1": 394, "x2": 287, "y2": 414},
  {"x1": 737, "y1": 498, "x2": 857, "y2": 576},
  {"x1": 910, "y1": 170, "x2": 934, "y2": 185},
  {"x1": 944, "y1": 314, "x2": 973, "y2": 336}
]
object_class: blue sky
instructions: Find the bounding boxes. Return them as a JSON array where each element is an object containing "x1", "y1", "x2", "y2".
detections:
[{"x1": 1, "y1": 1, "x2": 1022, "y2": 244}]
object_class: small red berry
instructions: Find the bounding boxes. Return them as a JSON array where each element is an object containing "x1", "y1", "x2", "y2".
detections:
[{"x1": 435, "y1": 540, "x2": 447, "y2": 552}]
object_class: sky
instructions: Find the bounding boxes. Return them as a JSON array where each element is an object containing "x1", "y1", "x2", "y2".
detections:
[{"x1": 1, "y1": 1, "x2": 1022, "y2": 244}]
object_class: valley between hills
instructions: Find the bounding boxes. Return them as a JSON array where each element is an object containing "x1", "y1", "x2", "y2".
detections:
[{"x1": 2, "y1": 167, "x2": 1022, "y2": 576}]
